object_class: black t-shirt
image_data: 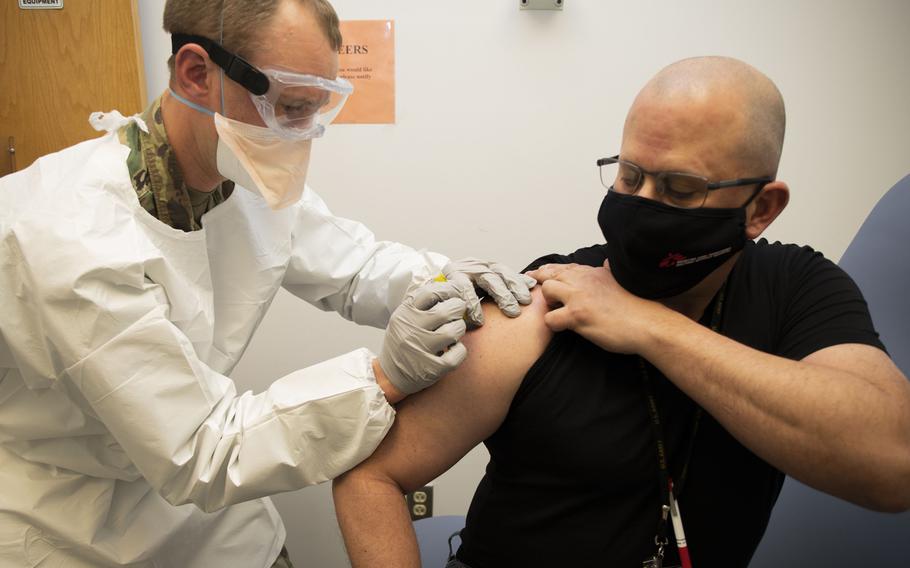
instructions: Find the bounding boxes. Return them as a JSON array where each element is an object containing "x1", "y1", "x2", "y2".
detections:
[{"x1": 456, "y1": 239, "x2": 884, "y2": 568}]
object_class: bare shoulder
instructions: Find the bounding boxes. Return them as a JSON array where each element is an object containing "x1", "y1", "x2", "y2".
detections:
[
  {"x1": 449, "y1": 286, "x2": 554, "y2": 399},
  {"x1": 351, "y1": 287, "x2": 554, "y2": 491},
  {"x1": 400, "y1": 286, "x2": 553, "y2": 415}
]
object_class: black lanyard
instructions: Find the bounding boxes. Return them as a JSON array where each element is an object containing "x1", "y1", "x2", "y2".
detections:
[{"x1": 640, "y1": 282, "x2": 727, "y2": 565}]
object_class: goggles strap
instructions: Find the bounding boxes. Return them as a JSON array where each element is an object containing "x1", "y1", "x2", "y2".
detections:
[{"x1": 171, "y1": 33, "x2": 269, "y2": 97}]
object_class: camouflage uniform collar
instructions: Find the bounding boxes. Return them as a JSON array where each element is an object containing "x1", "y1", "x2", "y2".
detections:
[{"x1": 118, "y1": 94, "x2": 232, "y2": 232}]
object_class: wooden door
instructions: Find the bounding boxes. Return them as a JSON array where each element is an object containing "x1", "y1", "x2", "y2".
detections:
[{"x1": 0, "y1": 0, "x2": 146, "y2": 177}]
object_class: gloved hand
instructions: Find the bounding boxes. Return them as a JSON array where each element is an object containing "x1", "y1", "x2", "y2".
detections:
[
  {"x1": 442, "y1": 258, "x2": 537, "y2": 326},
  {"x1": 379, "y1": 281, "x2": 469, "y2": 395}
]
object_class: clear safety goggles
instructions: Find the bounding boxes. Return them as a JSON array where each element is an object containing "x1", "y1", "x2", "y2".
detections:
[
  {"x1": 251, "y1": 67, "x2": 352, "y2": 139},
  {"x1": 172, "y1": 34, "x2": 353, "y2": 140}
]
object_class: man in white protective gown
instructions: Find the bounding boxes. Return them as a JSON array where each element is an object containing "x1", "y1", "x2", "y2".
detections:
[{"x1": 0, "y1": 0, "x2": 535, "y2": 566}]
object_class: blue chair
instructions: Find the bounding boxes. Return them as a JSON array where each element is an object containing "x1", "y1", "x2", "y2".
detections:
[
  {"x1": 414, "y1": 515, "x2": 465, "y2": 567},
  {"x1": 751, "y1": 174, "x2": 910, "y2": 566}
]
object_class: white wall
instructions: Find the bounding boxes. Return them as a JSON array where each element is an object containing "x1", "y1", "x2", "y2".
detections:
[{"x1": 138, "y1": 1, "x2": 910, "y2": 566}]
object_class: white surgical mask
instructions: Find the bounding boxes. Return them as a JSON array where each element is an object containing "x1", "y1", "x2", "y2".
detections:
[{"x1": 168, "y1": 88, "x2": 312, "y2": 210}]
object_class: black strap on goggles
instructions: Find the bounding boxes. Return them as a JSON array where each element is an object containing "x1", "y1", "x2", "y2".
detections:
[{"x1": 171, "y1": 33, "x2": 269, "y2": 96}]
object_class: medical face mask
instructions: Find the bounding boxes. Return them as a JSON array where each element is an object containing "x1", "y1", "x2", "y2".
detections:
[
  {"x1": 597, "y1": 190, "x2": 748, "y2": 299},
  {"x1": 214, "y1": 113, "x2": 312, "y2": 209},
  {"x1": 169, "y1": 88, "x2": 311, "y2": 210}
]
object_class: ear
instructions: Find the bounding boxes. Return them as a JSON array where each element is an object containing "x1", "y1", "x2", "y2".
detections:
[
  {"x1": 172, "y1": 43, "x2": 218, "y2": 106},
  {"x1": 745, "y1": 180, "x2": 789, "y2": 239}
]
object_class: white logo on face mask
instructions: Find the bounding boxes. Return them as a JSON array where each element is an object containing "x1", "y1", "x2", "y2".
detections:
[
  {"x1": 214, "y1": 114, "x2": 312, "y2": 210},
  {"x1": 670, "y1": 246, "x2": 734, "y2": 268}
]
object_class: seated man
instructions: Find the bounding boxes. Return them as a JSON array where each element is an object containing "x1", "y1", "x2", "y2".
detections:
[{"x1": 332, "y1": 57, "x2": 910, "y2": 568}]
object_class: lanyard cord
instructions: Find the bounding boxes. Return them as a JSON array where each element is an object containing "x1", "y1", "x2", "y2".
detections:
[{"x1": 640, "y1": 280, "x2": 727, "y2": 560}]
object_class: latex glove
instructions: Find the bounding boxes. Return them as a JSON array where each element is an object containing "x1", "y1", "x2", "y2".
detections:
[
  {"x1": 525, "y1": 263, "x2": 581, "y2": 285},
  {"x1": 379, "y1": 281, "x2": 469, "y2": 395},
  {"x1": 443, "y1": 258, "x2": 537, "y2": 326}
]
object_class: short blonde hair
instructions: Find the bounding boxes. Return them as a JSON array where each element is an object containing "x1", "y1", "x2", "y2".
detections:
[{"x1": 163, "y1": 0, "x2": 342, "y2": 74}]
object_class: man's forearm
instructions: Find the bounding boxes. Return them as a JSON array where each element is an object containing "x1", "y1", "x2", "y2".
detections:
[
  {"x1": 641, "y1": 310, "x2": 910, "y2": 511},
  {"x1": 333, "y1": 471, "x2": 421, "y2": 568}
]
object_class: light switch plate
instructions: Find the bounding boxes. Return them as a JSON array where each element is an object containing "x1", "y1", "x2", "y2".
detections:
[{"x1": 520, "y1": 0, "x2": 563, "y2": 11}]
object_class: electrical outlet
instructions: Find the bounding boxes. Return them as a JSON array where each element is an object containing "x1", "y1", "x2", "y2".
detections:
[{"x1": 405, "y1": 485, "x2": 433, "y2": 521}]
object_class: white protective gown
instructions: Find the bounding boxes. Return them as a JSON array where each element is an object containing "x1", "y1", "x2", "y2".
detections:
[{"x1": 0, "y1": 115, "x2": 448, "y2": 567}]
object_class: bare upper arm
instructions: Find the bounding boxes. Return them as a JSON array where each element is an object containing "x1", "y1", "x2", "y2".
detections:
[
  {"x1": 344, "y1": 287, "x2": 553, "y2": 492},
  {"x1": 802, "y1": 343, "x2": 909, "y2": 395}
]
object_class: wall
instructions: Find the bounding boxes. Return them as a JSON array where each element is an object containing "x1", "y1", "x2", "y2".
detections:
[{"x1": 138, "y1": 1, "x2": 910, "y2": 566}]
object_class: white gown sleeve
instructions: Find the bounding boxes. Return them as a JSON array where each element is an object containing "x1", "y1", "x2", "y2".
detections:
[
  {"x1": 282, "y1": 186, "x2": 450, "y2": 329},
  {"x1": 4, "y1": 222, "x2": 395, "y2": 514}
]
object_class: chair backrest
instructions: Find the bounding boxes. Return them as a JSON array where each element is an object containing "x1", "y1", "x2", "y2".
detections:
[
  {"x1": 414, "y1": 515, "x2": 465, "y2": 567},
  {"x1": 751, "y1": 174, "x2": 910, "y2": 567},
  {"x1": 838, "y1": 173, "x2": 910, "y2": 374}
]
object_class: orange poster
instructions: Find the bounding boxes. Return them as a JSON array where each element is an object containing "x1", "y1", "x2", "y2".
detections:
[{"x1": 335, "y1": 20, "x2": 395, "y2": 124}]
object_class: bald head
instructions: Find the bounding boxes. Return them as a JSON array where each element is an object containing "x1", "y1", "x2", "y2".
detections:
[{"x1": 626, "y1": 56, "x2": 786, "y2": 178}]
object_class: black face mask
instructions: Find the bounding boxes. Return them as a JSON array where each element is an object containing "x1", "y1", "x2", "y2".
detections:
[{"x1": 597, "y1": 191, "x2": 747, "y2": 299}]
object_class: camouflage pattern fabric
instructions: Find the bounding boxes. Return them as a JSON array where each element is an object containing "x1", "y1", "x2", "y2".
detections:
[
  {"x1": 271, "y1": 546, "x2": 295, "y2": 568},
  {"x1": 117, "y1": 94, "x2": 233, "y2": 232}
]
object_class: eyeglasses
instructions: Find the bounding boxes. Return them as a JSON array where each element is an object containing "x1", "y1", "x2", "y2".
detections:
[
  {"x1": 596, "y1": 155, "x2": 773, "y2": 209},
  {"x1": 171, "y1": 34, "x2": 353, "y2": 140}
]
